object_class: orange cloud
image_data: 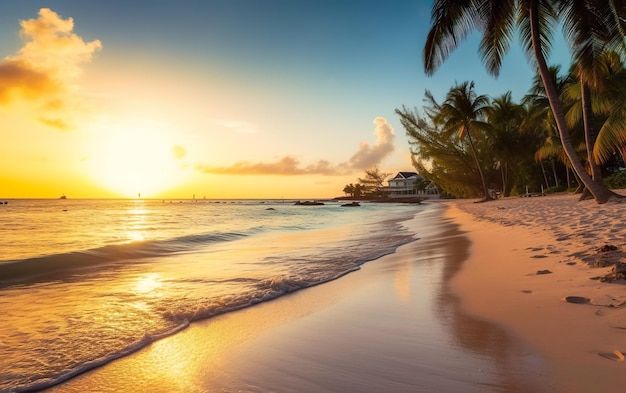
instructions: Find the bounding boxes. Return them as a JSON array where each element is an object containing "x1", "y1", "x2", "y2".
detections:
[
  {"x1": 195, "y1": 117, "x2": 396, "y2": 176},
  {"x1": 196, "y1": 156, "x2": 349, "y2": 176},
  {"x1": 348, "y1": 117, "x2": 395, "y2": 170},
  {"x1": 0, "y1": 8, "x2": 101, "y2": 128},
  {"x1": 15, "y1": 8, "x2": 101, "y2": 80},
  {"x1": 0, "y1": 59, "x2": 59, "y2": 104}
]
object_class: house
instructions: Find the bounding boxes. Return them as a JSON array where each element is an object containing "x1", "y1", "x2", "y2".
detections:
[{"x1": 385, "y1": 172, "x2": 440, "y2": 199}]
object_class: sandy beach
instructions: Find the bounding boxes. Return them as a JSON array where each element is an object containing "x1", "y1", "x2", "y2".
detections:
[
  {"x1": 47, "y1": 194, "x2": 626, "y2": 392},
  {"x1": 451, "y1": 193, "x2": 626, "y2": 392}
]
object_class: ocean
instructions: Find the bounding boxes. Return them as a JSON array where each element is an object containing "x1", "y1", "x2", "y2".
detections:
[{"x1": 0, "y1": 198, "x2": 422, "y2": 392}]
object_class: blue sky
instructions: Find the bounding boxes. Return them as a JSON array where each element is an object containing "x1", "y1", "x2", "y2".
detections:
[{"x1": 0, "y1": 1, "x2": 572, "y2": 198}]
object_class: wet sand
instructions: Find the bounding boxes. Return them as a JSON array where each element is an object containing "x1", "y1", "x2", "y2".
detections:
[
  {"x1": 49, "y1": 203, "x2": 547, "y2": 392},
  {"x1": 450, "y1": 194, "x2": 626, "y2": 393}
]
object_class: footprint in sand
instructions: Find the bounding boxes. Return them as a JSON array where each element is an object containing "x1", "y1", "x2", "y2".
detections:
[
  {"x1": 562, "y1": 296, "x2": 591, "y2": 304},
  {"x1": 598, "y1": 350, "x2": 625, "y2": 361}
]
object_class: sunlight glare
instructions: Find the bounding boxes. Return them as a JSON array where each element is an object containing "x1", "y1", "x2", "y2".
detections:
[
  {"x1": 93, "y1": 125, "x2": 182, "y2": 198},
  {"x1": 135, "y1": 273, "x2": 163, "y2": 294}
]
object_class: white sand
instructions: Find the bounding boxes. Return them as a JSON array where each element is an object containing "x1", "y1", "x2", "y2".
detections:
[{"x1": 449, "y1": 193, "x2": 626, "y2": 392}]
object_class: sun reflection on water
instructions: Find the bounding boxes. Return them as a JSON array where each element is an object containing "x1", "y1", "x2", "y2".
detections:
[
  {"x1": 125, "y1": 200, "x2": 149, "y2": 243},
  {"x1": 135, "y1": 273, "x2": 163, "y2": 294},
  {"x1": 125, "y1": 230, "x2": 146, "y2": 242}
]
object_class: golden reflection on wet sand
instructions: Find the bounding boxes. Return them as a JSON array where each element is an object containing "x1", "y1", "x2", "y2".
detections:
[{"x1": 49, "y1": 204, "x2": 547, "y2": 393}]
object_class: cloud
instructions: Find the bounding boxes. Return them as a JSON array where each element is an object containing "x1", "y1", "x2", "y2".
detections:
[
  {"x1": 0, "y1": 8, "x2": 101, "y2": 127},
  {"x1": 171, "y1": 145, "x2": 187, "y2": 160},
  {"x1": 348, "y1": 117, "x2": 395, "y2": 170},
  {"x1": 217, "y1": 120, "x2": 259, "y2": 134},
  {"x1": 195, "y1": 117, "x2": 396, "y2": 177},
  {"x1": 0, "y1": 59, "x2": 59, "y2": 104},
  {"x1": 38, "y1": 117, "x2": 70, "y2": 130},
  {"x1": 16, "y1": 8, "x2": 101, "y2": 80},
  {"x1": 196, "y1": 156, "x2": 350, "y2": 176}
]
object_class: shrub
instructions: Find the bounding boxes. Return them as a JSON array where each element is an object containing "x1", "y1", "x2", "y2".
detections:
[
  {"x1": 544, "y1": 185, "x2": 567, "y2": 194},
  {"x1": 604, "y1": 171, "x2": 626, "y2": 189}
]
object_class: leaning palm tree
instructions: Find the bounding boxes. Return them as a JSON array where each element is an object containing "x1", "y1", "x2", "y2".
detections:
[
  {"x1": 557, "y1": 3, "x2": 626, "y2": 198},
  {"x1": 423, "y1": 0, "x2": 620, "y2": 203},
  {"x1": 436, "y1": 81, "x2": 493, "y2": 201}
]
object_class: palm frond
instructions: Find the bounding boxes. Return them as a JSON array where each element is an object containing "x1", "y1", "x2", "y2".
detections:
[
  {"x1": 518, "y1": 0, "x2": 557, "y2": 65},
  {"x1": 594, "y1": 108, "x2": 626, "y2": 162},
  {"x1": 559, "y1": 0, "x2": 621, "y2": 88},
  {"x1": 424, "y1": 0, "x2": 480, "y2": 75},
  {"x1": 477, "y1": 0, "x2": 517, "y2": 76}
]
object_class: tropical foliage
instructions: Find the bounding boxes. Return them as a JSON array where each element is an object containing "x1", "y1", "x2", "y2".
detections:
[
  {"x1": 421, "y1": 0, "x2": 626, "y2": 204},
  {"x1": 358, "y1": 167, "x2": 392, "y2": 196},
  {"x1": 397, "y1": 74, "x2": 626, "y2": 199}
]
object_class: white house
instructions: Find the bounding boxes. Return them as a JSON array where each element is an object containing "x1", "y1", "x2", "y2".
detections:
[{"x1": 385, "y1": 171, "x2": 440, "y2": 199}]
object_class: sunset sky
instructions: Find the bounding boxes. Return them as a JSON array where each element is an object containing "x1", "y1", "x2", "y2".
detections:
[{"x1": 0, "y1": 1, "x2": 570, "y2": 199}]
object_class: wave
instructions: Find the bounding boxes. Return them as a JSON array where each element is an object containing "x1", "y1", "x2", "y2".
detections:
[
  {"x1": 4, "y1": 320, "x2": 190, "y2": 393},
  {"x1": 0, "y1": 230, "x2": 249, "y2": 287},
  {"x1": 2, "y1": 208, "x2": 425, "y2": 392}
]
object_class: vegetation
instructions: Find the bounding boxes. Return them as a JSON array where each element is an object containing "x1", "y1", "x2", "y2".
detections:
[
  {"x1": 413, "y1": 0, "x2": 626, "y2": 203},
  {"x1": 397, "y1": 73, "x2": 625, "y2": 199},
  {"x1": 604, "y1": 171, "x2": 626, "y2": 189},
  {"x1": 358, "y1": 167, "x2": 392, "y2": 197},
  {"x1": 342, "y1": 183, "x2": 364, "y2": 198},
  {"x1": 342, "y1": 168, "x2": 392, "y2": 198},
  {"x1": 421, "y1": 0, "x2": 626, "y2": 203}
]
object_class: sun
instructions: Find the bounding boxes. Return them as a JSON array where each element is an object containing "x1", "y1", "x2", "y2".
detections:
[{"x1": 92, "y1": 126, "x2": 182, "y2": 198}]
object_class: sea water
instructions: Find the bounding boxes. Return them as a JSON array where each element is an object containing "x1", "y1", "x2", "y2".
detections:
[{"x1": 0, "y1": 198, "x2": 422, "y2": 392}]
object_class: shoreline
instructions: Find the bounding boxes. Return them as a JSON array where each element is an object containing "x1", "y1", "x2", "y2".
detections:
[
  {"x1": 448, "y1": 194, "x2": 626, "y2": 392},
  {"x1": 44, "y1": 194, "x2": 626, "y2": 392},
  {"x1": 48, "y1": 203, "x2": 545, "y2": 393}
]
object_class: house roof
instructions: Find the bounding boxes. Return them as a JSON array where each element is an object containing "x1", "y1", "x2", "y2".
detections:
[{"x1": 392, "y1": 171, "x2": 420, "y2": 180}]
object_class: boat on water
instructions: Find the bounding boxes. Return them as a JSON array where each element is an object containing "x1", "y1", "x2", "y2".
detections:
[
  {"x1": 60, "y1": 194, "x2": 67, "y2": 199},
  {"x1": 341, "y1": 201, "x2": 360, "y2": 207}
]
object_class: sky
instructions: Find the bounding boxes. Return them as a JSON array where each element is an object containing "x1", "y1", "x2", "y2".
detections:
[{"x1": 0, "y1": 0, "x2": 572, "y2": 199}]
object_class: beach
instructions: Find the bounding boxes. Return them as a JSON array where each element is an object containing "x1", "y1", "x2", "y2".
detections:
[
  {"x1": 451, "y1": 193, "x2": 626, "y2": 392},
  {"x1": 46, "y1": 194, "x2": 626, "y2": 392}
]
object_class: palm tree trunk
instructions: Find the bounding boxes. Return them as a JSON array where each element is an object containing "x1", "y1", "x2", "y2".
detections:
[
  {"x1": 529, "y1": 0, "x2": 613, "y2": 204},
  {"x1": 540, "y1": 160, "x2": 549, "y2": 189},
  {"x1": 466, "y1": 129, "x2": 491, "y2": 200},
  {"x1": 500, "y1": 162, "x2": 507, "y2": 197},
  {"x1": 581, "y1": 81, "x2": 603, "y2": 183},
  {"x1": 550, "y1": 159, "x2": 559, "y2": 187}
]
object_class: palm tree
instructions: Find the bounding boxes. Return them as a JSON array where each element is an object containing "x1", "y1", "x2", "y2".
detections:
[
  {"x1": 582, "y1": 51, "x2": 626, "y2": 166},
  {"x1": 423, "y1": 0, "x2": 621, "y2": 203},
  {"x1": 343, "y1": 183, "x2": 355, "y2": 197},
  {"x1": 485, "y1": 92, "x2": 525, "y2": 196},
  {"x1": 563, "y1": 52, "x2": 626, "y2": 174},
  {"x1": 556, "y1": 3, "x2": 626, "y2": 198},
  {"x1": 527, "y1": 65, "x2": 585, "y2": 189},
  {"x1": 436, "y1": 81, "x2": 493, "y2": 200}
]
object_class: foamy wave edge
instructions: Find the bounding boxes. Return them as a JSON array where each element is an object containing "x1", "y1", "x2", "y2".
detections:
[{"x1": 7, "y1": 236, "x2": 417, "y2": 392}]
